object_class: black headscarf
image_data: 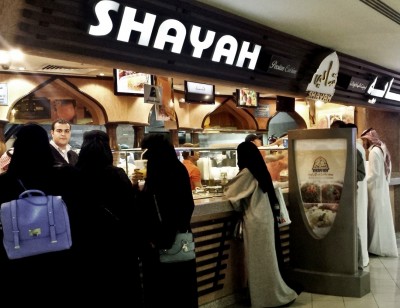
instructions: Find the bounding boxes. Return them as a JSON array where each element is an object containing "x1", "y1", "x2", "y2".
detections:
[
  {"x1": 237, "y1": 141, "x2": 279, "y2": 205},
  {"x1": 76, "y1": 130, "x2": 113, "y2": 171},
  {"x1": 7, "y1": 123, "x2": 55, "y2": 177},
  {"x1": 141, "y1": 134, "x2": 181, "y2": 193}
]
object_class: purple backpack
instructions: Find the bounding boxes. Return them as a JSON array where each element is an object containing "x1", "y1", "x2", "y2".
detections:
[{"x1": 1, "y1": 188, "x2": 72, "y2": 259}]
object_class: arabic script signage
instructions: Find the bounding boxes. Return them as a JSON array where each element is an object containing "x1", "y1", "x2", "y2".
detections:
[
  {"x1": 347, "y1": 77, "x2": 369, "y2": 93},
  {"x1": 366, "y1": 77, "x2": 400, "y2": 104},
  {"x1": 306, "y1": 52, "x2": 339, "y2": 103}
]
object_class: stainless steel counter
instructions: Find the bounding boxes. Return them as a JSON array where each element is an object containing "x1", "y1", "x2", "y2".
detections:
[{"x1": 193, "y1": 196, "x2": 232, "y2": 218}]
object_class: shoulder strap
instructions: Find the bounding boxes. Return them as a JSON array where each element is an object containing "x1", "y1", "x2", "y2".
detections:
[
  {"x1": 153, "y1": 194, "x2": 163, "y2": 223},
  {"x1": 17, "y1": 179, "x2": 27, "y2": 190},
  {"x1": 10, "y1": 200, "x2": 21, "y2": 249}
]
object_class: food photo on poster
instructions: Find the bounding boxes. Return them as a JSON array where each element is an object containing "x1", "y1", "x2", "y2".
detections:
[{"x1": 295, "y1": 138, "x2": 346, "y2": 238}]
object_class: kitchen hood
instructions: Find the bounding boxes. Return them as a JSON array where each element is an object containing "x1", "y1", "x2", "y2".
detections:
[{"x1": 266, "y1": 96, "x2": 307, "y2": 139}]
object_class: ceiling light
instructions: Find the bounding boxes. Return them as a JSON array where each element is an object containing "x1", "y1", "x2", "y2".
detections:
[
  {"x1": 0, "y1": 48, "x2": 25, "y2": 70},
  {"x1": 0, "y1": 50, "x2": 11, "y2": 65},
  {"x1": 9, "y1": 49, "x2": 24, "y2": 62}
]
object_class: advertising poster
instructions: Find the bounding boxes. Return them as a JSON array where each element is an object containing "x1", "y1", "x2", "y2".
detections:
[
  {"x1": 155, "y1": 104, "x2": 171, "y2": 121},
  {"x1": 0, "y1": 83, "x2": 8, "y2": 106},
  {"x1": 237, "y1": 88, "x2": 258, "y2": 107},
  {"x1": 155, "y1": 76, "x2": 176, "y2": 122},
  {"x1": 144, "y1": 84, "x2": 162, "y2": 104},
  {"x1": 294, "y1": 138, "x2": 346, "y2": 238}
]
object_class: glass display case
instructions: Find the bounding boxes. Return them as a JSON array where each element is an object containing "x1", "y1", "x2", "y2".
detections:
[
  {"x1": 114, "y1": 145, "x2": 288, "y2": 189},
  {"x1": 113, "y1": 147, "x2": 238, "y2": 196}
]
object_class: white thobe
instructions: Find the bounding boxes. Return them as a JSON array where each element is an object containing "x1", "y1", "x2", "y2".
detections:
[
  {"x1": 366, "y1": 145, "x2": 398, "y2": 257},
  {"x1": 356, "y1": 141, "x2": 369, "y2": 266}
]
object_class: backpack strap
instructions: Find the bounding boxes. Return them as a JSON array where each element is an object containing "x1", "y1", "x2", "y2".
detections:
[
  {"x1": 10, "y1": 200, "x2": 20, "y2": 249},
  {"x1": 47, "y1": 196, "x2": 58, "y2": 243},
  {"x1": 11, "y1": 185, "x2": 59, "y2": 245}
]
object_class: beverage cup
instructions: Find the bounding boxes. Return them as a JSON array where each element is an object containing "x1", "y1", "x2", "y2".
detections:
[
  {"x1": 135, "y1": 159, "x2": 147, "y2": 178},
  {"x1": 138, "y1": 180, "x2": 145, "y2": 191}
]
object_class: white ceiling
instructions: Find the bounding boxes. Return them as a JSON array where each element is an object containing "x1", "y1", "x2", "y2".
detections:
[
  {"x1": 198, "y1": 0, "x2": 400, "y2": 72},
  {"x1": 2, "y1": 0, "x2": 400, "y2": 95}
]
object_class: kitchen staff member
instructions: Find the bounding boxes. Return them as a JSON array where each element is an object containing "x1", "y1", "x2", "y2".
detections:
[{"x1": 182, "y1": 149, "x2": 203, "y2": 190}]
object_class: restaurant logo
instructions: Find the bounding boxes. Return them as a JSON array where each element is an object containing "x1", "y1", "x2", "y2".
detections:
[
  {"x1": 88, "y1": 0, "x2": 261, "y2": 70},
  {"x1": 306, "y1": 52, "x2": 339, "y2": 103},
  {"x1": 267, "y1": 55, "x2": 299, "y2": 78},
  {"x1": 312, "y1": 156, "x2": 329, "y2": 173}
]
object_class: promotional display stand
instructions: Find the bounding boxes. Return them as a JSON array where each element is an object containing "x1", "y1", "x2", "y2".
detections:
[{"x1": 288, "y1": 128, "x2": 370, "y2": 297}]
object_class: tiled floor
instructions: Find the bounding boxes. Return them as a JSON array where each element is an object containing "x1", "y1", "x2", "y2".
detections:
[{"x1": 224, "y1": 234, "x2": 400, "y2": 308}]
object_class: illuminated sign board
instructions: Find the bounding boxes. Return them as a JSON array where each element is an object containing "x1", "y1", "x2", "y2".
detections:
[
  {"x1": 88, "y1": 0, "x2": 262, "y2": 71},
  {"x1": 267, "y1": 55, "x2": 299, "y2": 78}
]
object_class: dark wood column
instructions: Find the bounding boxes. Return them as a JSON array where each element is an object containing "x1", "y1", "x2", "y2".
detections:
[
  {"x1": 133, "y1": 126, "x2": 145, "y2": 148},
  {"x1": 105, "y1": 123, "x2": 118, "y2": 150},
  {"x1": 191, "y1": 132, "x2": 200, "y2": 145},
  {"x1": 105, "y1": 123, "x2": 119, "y2": 166},
  {"x1": 170, "y1": 129, "x2": 179, "y2": 147},
  {"x1": 0, "y1": 120, "x2": 8, "y2": 155}
]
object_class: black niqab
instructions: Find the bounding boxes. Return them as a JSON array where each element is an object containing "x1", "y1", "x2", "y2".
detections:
[{"x1": 237, "y1": 141, "x2": 278, "y2": 205}]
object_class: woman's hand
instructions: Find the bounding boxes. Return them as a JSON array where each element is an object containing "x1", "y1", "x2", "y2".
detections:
[{"x1": 131, "y1": 169, "x2": 145, "y2": 186}]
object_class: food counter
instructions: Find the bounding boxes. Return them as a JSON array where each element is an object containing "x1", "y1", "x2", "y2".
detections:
[
  {"x1": 190, "y1": 195, "x2": 242, "y2": 307},
  {"x1": 192, "y1": 193, "x2": 290, "y2": 307},
  {"x1": 115, "y1": 147, "x2": 289, "y2": 306}
]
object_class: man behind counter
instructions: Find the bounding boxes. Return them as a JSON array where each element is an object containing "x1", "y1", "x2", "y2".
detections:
[
  {"x1": 50, "y1": 119, "x2": 79, "y2": 166},
  {"x1": 182, "y1": 150, "x2": 203, "y2": 190}
]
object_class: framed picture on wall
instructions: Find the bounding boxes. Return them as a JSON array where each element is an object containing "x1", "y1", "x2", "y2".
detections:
[
  {"x1": 113, "y1": 69, "x2": 153, "y2": 96},
  {"x1": 53, "y1": 99, "x2": 77, "y2": 123},
  {"x1": 14, "y1": 96, "x2": 51, "y2": 120},
  {"x1": 236, "y1": 88, "x2": 259, "y2": 108}
]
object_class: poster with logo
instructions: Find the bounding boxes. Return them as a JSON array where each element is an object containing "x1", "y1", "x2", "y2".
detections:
[
  {"x1": 144, "y1": 84, "x2": 162, "y2": 104},
  {"x1": 294, "y1": 138, "x2": 346, "y2": 238}
]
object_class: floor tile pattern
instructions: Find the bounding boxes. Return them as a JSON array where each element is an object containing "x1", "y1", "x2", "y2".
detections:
[{"x1": 220, "y1": 233, "x2": 400, "y2": 308}]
